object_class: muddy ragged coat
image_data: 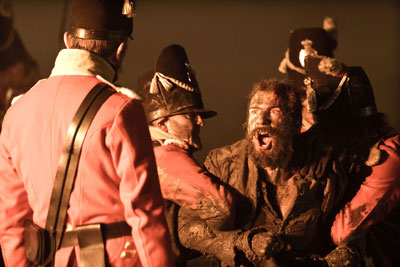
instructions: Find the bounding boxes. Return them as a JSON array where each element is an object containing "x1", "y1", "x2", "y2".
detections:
[
  {"x1": 178, "y1": 137, "x2": 346, "y2": 266},
  {"x1": 149, "y1": 126, "x2": 235, "y2": 265},
  {"x1": 0, "y1": 49, "x2": 174, "y2": 267}
]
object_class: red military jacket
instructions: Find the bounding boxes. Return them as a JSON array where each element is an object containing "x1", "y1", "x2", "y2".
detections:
[
  {"x1": 0, "y1": 49, "x2": 174, "y2": 267},
  {"x1": 331, "y1": 133, "x2": 400, "y2": 265},
  {"x1": 151, "y1": 139, "x2": 235, "y2": 262},
  {"x1": 154, "y1": 144, "x2": 234, "y2": 228}
]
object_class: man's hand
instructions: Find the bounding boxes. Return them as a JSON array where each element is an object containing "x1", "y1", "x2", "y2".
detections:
[
  {"x1": 250, "y1": 231, "x2": 284, "y2": 258},
  {"x1": 324, "y1": 245, "x2": 362, "y2": 267}
]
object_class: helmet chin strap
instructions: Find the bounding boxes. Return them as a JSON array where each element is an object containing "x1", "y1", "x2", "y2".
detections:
[
  {"x1": 148, "y1": 126, "x2": 190, "y2": 150},
  {"x1": 306, "y1": 75, "x2": 348, "y2": 112}
]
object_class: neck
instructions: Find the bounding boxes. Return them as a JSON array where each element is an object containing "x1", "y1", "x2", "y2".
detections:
[
  {"x1": 264, "y1": 156, "x2": 292, "y2": 185},
  {"x1": 264, "y1": 167, "x2": 282, "y2": 185},
  {"x1": 148, "y1": 126, "x2": 190, "y2": 151}
]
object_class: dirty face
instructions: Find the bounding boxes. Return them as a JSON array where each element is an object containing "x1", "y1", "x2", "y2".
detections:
[
  {"x1": 246, "y1": 91, "x2": 294, "y2": 168},
  {"x1": 166, "y1": 113, "x2": 205, "y2": 151}
]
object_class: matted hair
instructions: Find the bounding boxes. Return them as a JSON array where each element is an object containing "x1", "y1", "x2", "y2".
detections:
[
  {"x1": 66, "y1": 36, "x2": 125, "y2": 59},
  {"x1": 245, "y1": 79, "x2": 303, "y2": 132}
]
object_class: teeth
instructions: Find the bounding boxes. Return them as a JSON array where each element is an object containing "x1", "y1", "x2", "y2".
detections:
[
  {"x1": 261, "y1": 136, "x2": 269, "y2": 146},
  {"x1": 257, "y1": 133, "x2": 271, "y2": 148}
]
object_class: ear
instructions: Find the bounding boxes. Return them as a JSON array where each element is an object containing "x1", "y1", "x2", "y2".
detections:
[
  {"x1": 63, "y1": 32, "x2": 70, "y2": 48},
  {"x1": 154, "y1": 118, "x2": 169, "y2": 133},
  {"x1": 195, "y1": 114, "x2": 205, "y2": 127},
  {"x1": 116, "y1": 41, "x2": 126, "y2": 61}
]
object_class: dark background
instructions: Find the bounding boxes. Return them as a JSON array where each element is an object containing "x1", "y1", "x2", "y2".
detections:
[
  {"x1": 9, "y1": 0, "x2": 400, "y2": 266},
  {"x1": 12, "y1": 0, "x2": 400, "y2": 163}
]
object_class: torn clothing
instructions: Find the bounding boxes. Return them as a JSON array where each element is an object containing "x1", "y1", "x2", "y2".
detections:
[
  {"x1": 179, "y1": 138, "x2": 340, "y2": 266},
  {"x1": 178, "y1": 212, "x2": 287, "y2": 267},
  {"x1": 178, "y1": 213, "x2": 253, "y2": 267}
]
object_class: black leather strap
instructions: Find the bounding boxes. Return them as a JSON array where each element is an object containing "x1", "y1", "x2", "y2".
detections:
[{"x1": 44, "y1": 83, "x2": 115, "y2": 252}]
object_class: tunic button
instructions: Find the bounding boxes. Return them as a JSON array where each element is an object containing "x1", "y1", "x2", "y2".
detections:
[
  {"x1": 120, "y1": 251, "x2": 128, "y2": 259},
  {"x1": 124, "y1": 241, "x2": 134, "y2": 250},
  {"x1": 120, "y1": 250, "x2": 136, "y2": 259},
  {"x1": 120, "y1": 241, "x2": 137, "y2": 259}
]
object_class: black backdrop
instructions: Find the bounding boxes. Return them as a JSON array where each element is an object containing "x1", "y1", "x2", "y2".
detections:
[{"x1": 12, "y1": 0, "x2": 400, "y2": 163}]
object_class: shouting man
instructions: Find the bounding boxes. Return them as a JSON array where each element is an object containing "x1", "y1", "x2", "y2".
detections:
[{"x1": 177, "y1": 78, "x2": 365, "y2": 266}]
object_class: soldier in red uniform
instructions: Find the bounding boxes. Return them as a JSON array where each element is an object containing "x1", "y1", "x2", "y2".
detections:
[
  {"x1": 303, "y1": 55, "x2": 400, "y2": 266},
  {"x1": 0, "y1": 0, "x2": 174, "y2": 266},
  {"x1": 137, "y1": 44, "x2": 235, "y2": 266},
  {"x1": 279, "y1": 20, "x2": 400, "y2": 265}
]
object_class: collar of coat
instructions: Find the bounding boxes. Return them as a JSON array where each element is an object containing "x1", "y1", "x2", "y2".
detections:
[
  {"x1": 50, "y1": 49, "x2": 115, "y2": 82},
  {"x1": 149, "y1": 126, "x2": 190, "y2": 151}
]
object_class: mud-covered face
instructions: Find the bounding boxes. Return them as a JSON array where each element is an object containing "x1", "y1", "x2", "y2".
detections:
[
  {"x1": 166, "y1": 113, "x2": 204, "y2": 151},
  {"x1": 246, "y1": 91, "x2": 293, "y2": 168}
]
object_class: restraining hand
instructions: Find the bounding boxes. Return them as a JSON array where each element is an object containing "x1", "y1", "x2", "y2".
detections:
[{"x1": 250, "y1": 231, "x2": 284, "y2": 258}]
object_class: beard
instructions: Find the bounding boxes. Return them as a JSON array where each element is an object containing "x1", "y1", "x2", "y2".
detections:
[{"x1": 246, "y1": 123, "x2": 293, "y2": 169}]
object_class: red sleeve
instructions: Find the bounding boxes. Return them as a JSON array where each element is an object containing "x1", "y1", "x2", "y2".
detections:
[
  {"x1": 0, "y1": 132, "x2": 32, "y2": 267},
  {"x1": 155, "y1": 145, "x2": 235, "y2": 230},
  {"x1": 106, "y1": 99, "x2": 174, "y2": 267},
  {"x1": 331, "y1": 135, "x2": 400, "y2": 244}
]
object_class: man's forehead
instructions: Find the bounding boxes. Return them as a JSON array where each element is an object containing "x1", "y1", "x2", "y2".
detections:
[{"x1": 249, "y1": 91, "x2": 280, "y2": 107}]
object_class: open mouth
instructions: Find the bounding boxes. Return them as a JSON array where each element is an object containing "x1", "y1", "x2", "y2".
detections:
[{"x1": 256, "y1": 131, "x2": 272, "y2": 150}]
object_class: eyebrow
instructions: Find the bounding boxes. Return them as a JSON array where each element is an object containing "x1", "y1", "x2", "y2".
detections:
[{"x1": 249, "y1": 105, "x2": 281, "y2": 109}]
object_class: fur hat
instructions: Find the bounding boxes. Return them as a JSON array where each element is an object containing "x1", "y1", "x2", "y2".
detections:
[
  {"x1": 279, "y1": 17, "x2": 338, "y2": 88},
  {"x1": 137, "y1": 44, "x2": 217, "y2": 123},
  {"x1": 69, "y1": 0, "x2": 135, "y2": 40},
  {"x1": 304, "y1": 55, "x2": 377, "y2": 124}
]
